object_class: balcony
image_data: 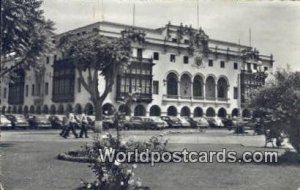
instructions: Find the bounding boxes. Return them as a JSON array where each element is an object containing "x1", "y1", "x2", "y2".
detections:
[
  {"x1": 162, "y1": 94, "x2": 230, "y2": 106},
  {"x1": 116, "y1": 92, "x2": 152, "y2": 103},
  {"x1": 52, "y1": 94, "x2": 74, "y2": 103}
]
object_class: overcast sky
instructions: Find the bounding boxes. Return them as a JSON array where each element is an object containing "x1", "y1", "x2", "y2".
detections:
[{"x1": 42, "y1": 0, "x2": 300, "y2": 71}]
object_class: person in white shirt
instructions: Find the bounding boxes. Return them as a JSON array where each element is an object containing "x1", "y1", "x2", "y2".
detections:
[{"x1": 63, "y1": 113, "x2": 78, "y2": 138}]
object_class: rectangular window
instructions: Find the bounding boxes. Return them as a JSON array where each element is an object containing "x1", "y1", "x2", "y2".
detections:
[
  {"x1": 3, "y1": 88, "x2": 7, "y2": 99},
  {"x1": 184, "y1": 39, "x2": 190, "y2": 44},
  {"x1": 46, "y1": 56, "x2": 50, "y2": 64},
  {"x1": 25, "y1": 85, "x2": 28, "y2": 97},
  {"x1": 37, "y1": 84, "x2": 41, "y2": 96},
  {"x1": 264, "y1": 66, "x2": 268, "y2": 71},
  {"x1": 153, "y1": 52, "x2": 159, "y2": 60},
  {"x1": 172, "y1": 38, "x2": 177, "y2": 43},
  {"x1": 77, "y1": 78, "x2": 81, "y2": 93},
  {"x1": 220, "y1": 61, "x2": 225, "y2": 68},
  {"x1": 234, "y1": 87, "x2": 238, "y2": 99},
  {"x1": 54, "y1": 54, "x2": 57, "y2": 61},
  {"x1": 45, "y1": 82, "x2": 49, "y2": 95},
  {"x1": 137, "y1": 48, "x2": 143, "y2": 59},
  {"x1": 209, "y1": 59, "x2": 213, "y2": 67},
  {"x1": 234, "y1": 62, "x2": 238, "y2": 70},
  {"x1": 253, "y1": 63, "x2": 257, "y2": 70},
  {"x1": 247, "y1": 63, "x2": 251, "y2": 71},
  {"x1": 153, "y1": 81, "x2": 159, "y2": 94},
  {"x1": 183, "y1": 56, "x2": 189, "y2": 64},
  {"x1": 170, "y1": 54, "x2": 176, "y2": 62},
  {"x1": 31, "y1": 84, "x2": 35, "y2": 96}
]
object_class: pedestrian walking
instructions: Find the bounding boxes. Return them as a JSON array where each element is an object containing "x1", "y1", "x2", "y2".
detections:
[
  {"x1": 63, "y1": 113, "x2": 78, "y2": 138},
  {"x1": 79, "y1": 113, "x2": 89, "y2": 138},
  {"x1": 59, "y1": 114, "x2": 69, "y2": 137}
]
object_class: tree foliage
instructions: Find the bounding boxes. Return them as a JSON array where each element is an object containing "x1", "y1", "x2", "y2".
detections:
[
  {"x1": 250, "y1": 68, "x2": 300, "y2": 152},
  {"x1": 59, "y1": 33, "x2": 132, "y2": 121},
  {"x1": 1, "y1": 0, "x2": 54, "y2": 75}
]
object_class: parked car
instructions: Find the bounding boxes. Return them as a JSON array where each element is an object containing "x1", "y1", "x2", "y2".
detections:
[
  {"x1": 222, "y1": 117, "x2": 234, "y2": 130},
  {"x1": 178, "y1": 117, "x2": 191, "y2": 128},
  {"x1": 5, "y1": 114, "x2": 29, "y2": 129},
  {"x1": 190, "y1": 117, "x2": 210, "y2": 128},
  {"x1": 86, "y1": 115, "x2": 95, "y2": 127},
  {"x1": 160, "y1": 116, "x2": 182, "y2": 128},
  {"x1": 205, "y1": 117, "x2": 224, "y2": 128},
  {"x1": 0, "y1": 115, "x2": 13, "y2": 129},
  {"x1": 124, "y1": 116, "x2": 145, "y2": 130},
  {"x1": 145, "y1": 117, "x2": 168, "y2": 130},
  {"x1": 28, "y1": 115, "x2": 52, "y2": 129},
  {"x1": 49, "y1": 115, "x2": 66, "y2": 129},
  {"x1": 103, "y1": 115, "x2": 115, "y2": 129}
]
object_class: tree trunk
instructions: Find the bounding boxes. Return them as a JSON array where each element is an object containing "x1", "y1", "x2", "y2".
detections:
[{"x1": 94, "y1": 99, "x2": 103, "y2": 133}]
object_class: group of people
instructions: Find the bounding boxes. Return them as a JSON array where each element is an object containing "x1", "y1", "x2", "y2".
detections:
[{"x1": 59, "y1": 112, "x2": 89, "y2": 139}]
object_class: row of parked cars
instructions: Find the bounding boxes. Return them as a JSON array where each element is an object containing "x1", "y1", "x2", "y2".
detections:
[
  {"x1": 102, "y1": 115, "x2": 226, "y2": 130},
  {"x1": 0, "y1": 113, "x2": 246, "y2": 130},
  {"x1": 0, "y1": 114, "x2": 99, "y2": 130}
]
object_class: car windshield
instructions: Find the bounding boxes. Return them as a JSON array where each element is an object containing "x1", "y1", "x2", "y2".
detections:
[
  {"x1": 15, "y1": 115, "x2": 26, "y2": 120},
  {"x1": 150, "y1": 117, "x2": 161, "y2": 122},
  {"x1": 170, "y1": 117, "x2": 180, "y2": 122},
  {"x1": 35, "y1": 116, "x2": 48, "y2": 121}
]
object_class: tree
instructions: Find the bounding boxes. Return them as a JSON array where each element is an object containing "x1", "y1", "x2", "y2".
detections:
[
  {"x1": 249, "y1": 68, "x2": 300, "y2": 152},
  {"x1": 1, "y1": 0, "x2": 54, "y2": 76},
  {"x1": 59, "y1": 33, "x2": 132, "y2": 131}
]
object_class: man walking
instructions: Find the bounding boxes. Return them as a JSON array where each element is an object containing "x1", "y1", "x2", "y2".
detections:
[
  {"x1": 63, "y1": 113, "x2": 78, "y2": 138},
  {"x1": 79, "y1": 113, "x2": 89, "y2": 138}
]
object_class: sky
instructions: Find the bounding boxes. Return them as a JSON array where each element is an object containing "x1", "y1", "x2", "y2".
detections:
[{"x1": 41, "y1": 0, "x2": 300, "y2": 71}]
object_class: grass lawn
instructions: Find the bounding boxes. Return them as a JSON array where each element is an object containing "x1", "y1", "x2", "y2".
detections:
[{"x1": 1, "y1": 132, "x2": 299, "y2": 190}]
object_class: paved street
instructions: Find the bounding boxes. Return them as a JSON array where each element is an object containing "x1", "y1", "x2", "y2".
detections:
[{"x1": 0, "y1": 129, "x2": 299, "y2": 190}]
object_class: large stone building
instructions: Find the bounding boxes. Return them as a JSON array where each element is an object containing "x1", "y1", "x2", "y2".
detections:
[{"x1": 0, "y1": 21, "x2": 274, "y2": 118}]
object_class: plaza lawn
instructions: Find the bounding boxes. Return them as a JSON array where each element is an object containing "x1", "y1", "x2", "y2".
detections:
[{"x1": 1, "y1": 130, "x2": 299, "y2": 190}]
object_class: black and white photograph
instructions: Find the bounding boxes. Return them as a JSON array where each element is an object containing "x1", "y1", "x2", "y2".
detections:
[{"x1": 0, "y1": 0, "x2": 300, "y2": 189}]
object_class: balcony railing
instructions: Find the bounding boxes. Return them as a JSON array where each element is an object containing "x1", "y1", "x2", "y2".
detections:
[{"x1": 162, "y1": 95, "x2": 229, "y2": 102}]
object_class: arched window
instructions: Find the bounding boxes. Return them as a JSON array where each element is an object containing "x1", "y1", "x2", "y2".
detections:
[
  {"x1": 206, "y1": 107, "x2": 216, "y2": 117},
  {"x1": 18, "y1": 106, "x2": 23, "y2": 114},
  {"x1": 66, "y1": 104, "x2": 73, "y2": 114},
  {"x1": 180, "y1": 106, "x2": 191, "y2": 117},
  {"x1": 74, "y1": 104, "x2": 82, "y2": 114},
  {"x1": 43, "y1": 105, "x2": 49, "y2": 114},
  {"x1": 134, "y1": 105, "x2": 146, "y2": 116},
  {"x1": 119, "y1": 104, "x2": 131, "y2": 116},
  {"x1": 167, "y1": 106, "x2": 177, "y2": 116},
  {"x1": 193, "y1": 75, "x2": 203, "y2": 97},
  {"x1": 36, "y1": 105, "x2": 41, "y2": 114},
  {"x1": 12, "y1": 106, "x2": 17, "y2": 114},
  {"x1": 58, "y1": 104, "x2": 64, "y2": 114},
  {"x1": 7, "y1": 107, "x2": 11, "y2": 114},
  {"x1": 103, "y1": 103, "x2": 115, "y2": 115},
  {"x1": 194, "y1": 107, "x2": 203, "y2": 117},
  {"x1": 180, "y1": 74, "x2": 191, "y2": 98},
  {"x1": 205, "y1": 76, "x2": 216, "y2": 99},
  {"x1": 50, "y1": 105, "x2": 56, "y2": 115},
  {"x1": 217, "y1": 77, "x2": 228, "y2": 99},
  {"x1": 218, "y1": 108, "x2": 227, "y2": 118},
  {"x1": 29, "y1": 105, "x2": 35, "y2": 114},
  {"x1": 2, "y1": 106, "x2": 6, "y2": 114},
  {"x1": 149, "y1": 105, "x2": 161, "y2": 116},
  {"x1": 24, "y1": 106, "x2": 29, "y2": 114},
  {"x1": 242, "y1": 109, "x2": 251, "y2": 118},
  {"x1": 231, "y1": 108, "x2": 239, "y2": 117},
  {"x1": 84, "y1": 103, "x2": 94, "y2": 115},
  {"x1": 167, "y1": 73, "x2": 178, "y2": 96}
]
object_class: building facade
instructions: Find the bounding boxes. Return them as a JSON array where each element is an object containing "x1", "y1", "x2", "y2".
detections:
[{"x1": 0, "y1": 21, "x2": 274, "y2": 118}]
